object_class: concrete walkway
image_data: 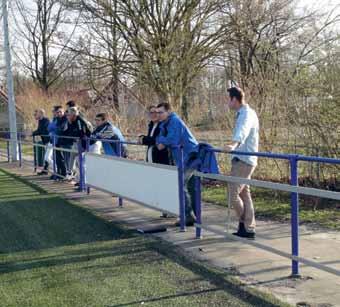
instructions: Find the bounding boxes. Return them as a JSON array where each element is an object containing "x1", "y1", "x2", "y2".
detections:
[{"x1": 2, "y1": 162, "x2": 340, "y2": 307}]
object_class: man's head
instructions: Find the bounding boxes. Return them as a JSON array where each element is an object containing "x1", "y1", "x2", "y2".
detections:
[
  {"x1": 34, "y1": 109, "x2": 45, "y2": 120},
  {"x1": 95, "y1": 113, "x2": 108, "y2": 126},
  {"x1": 148, "y1": 105, "x2": 158, "y2": 123},
  {"x1": 156, "y1": 102, "x2": 171, "y2": 122},
  {"x1": 53, "y1": 105, "x2": 64, "y2": 118},
  {"x1": 66, "y1": 107, "x2": 79, "y2": 123},
  {"x1": 227, "y1": 87, "x2": 245, "y2": 111},
  {"x1": 66, "y1": 100, "x2": 76, "y2": 109}
]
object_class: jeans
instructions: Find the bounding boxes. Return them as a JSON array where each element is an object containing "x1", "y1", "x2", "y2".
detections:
[{"x1": 184, "y1": 170, "x2": 196, "y2": 220}]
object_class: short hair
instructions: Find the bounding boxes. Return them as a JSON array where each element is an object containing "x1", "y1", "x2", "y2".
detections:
[
  {"x1": 67, "y1": 107, "x2": 79, "y2": 116},
  {"x1": 156, "y1": 102, "x2": 171, "y2": 111},
  {"x1": 227, "y1": 87, "x2": 244, "y2": 103},
  {"x1": 35, "y1": 108, "x2": 45, "y2": 116},
  {"x1": 148, "y1": 105, "x2": 157, "y2": 111},
  {"x1": 53, "y1": 105, "x2": 63, "y2": 111},
  {"x1": 66, "y1": 100, "x2": 76, "y2": 108},
  {"x1": 96, "y1": 113, "x2": 108, "y2": 121}
]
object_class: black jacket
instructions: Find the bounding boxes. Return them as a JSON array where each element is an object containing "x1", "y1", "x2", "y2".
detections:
[
  {"x1": 32, "y1": 117, "x2": 50, "y2": 144},
  {"x1": 54, "y1": 116, "x2": 68, "y2": 146},
  {"x1": 60, "y1": 116, "x2": 92, "y2": 148},
  {"x1": 141, "y1": 121, "x2": 171, "y2": 165}
]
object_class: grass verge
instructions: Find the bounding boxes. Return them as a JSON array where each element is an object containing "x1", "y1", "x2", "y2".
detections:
[
  {"x1": 202, "y1": 183, "x2": 340, "y2": 230},
  {"x1": 0, "y1": 168, "x2": 290, "y2": 307}
]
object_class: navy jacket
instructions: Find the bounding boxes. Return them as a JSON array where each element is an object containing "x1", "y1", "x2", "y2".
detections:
[
  {"x1": 141, "y1": 121, "x2": 171, "y2": 165},
  {"x1": 33, "y1": 117, "x2": 50, "y2": 144},
  {"x1": 157, "y1": 113, "x2": 198, "y2": 167}
]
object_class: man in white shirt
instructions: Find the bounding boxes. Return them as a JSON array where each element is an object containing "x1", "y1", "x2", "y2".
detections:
[{"x1": 225, "y1": 87, "x2": 259, "y2": 239}]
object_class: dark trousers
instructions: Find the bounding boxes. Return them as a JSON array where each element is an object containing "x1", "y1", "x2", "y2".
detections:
[
  {"x1": 34, "y1": 141, "x2": 46, "y2": 167},
  {"x1": 55, "y1": 145, "x2": 71, "y2": 177},
  {"x1": 184, "y1": 171, "x2": 196, "y2": 219}
]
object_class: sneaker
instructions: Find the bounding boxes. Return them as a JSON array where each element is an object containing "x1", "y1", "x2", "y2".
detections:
[
  {"x1": 175, "y1": 217, "x2": 195, "y2": 227},
  {"x1": 234, "y1": 222, "x2": 246, "y2": 235},
  {"x1": 37, "y1": 170, "x2": 48, "y2": 176},
  {"x1": 232, "y1": 229, "x2": 256, "y2": 240}
]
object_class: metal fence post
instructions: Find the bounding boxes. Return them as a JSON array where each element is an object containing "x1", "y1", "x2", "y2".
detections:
[
  {"x1": 33, "y1": 136, "x2": 37, "y2": 172},
  {"x1": 52, "y1": 135, "x2": 57, "y2": 178},
  {"x1": 78, "y1": 139, "x2": 85, "y2": 192},
  {"x1": 6, "y1": 139, "x2": 10, "y2": 162},
  {"x1": 194, "y1": 175, "x2": 202, "y2": 239},
  {"x1": 177, "y1": 146, "x2": 186, "y2": 232},
  {"x1": 118, "y1": 141, "x2": 123, "y2": 207},
  {"x1": 290, "y1": 155, "x2": 300, "y2": 277},
  {"x1": 18, "y1": 137, "x2": 22, "y2": 167},
  {"x1": 86, "y1": 138, "x2": 91, "y2": 195}
]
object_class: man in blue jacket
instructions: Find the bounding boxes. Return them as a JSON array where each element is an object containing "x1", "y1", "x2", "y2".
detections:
[
  {"x1": 156, "y1": 102, "x2": 199, "y2": 226},
  {"x1": 91, "y1": 113, "x2": 127, "y2": 157}
]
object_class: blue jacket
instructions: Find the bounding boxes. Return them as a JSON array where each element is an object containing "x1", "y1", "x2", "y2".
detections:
[
  {"x1": 157, "y1": 112, "x2": 198, "y2": 167},
  {"x1": 91, "y1": 122, "x2": 127, "y2": 157},
  {"x1": 187, "y1": 143, "x2": 219, "y2": 174},
  {"x1": 48, "y1": 118, "x2": 57, "y2": 138}
]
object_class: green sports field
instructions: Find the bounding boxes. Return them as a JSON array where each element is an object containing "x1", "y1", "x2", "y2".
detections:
[{"x1": 0, "y1": 168, "x2": 289, "y2": 307}]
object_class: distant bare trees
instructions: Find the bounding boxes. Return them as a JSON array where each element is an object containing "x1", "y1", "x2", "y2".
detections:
[{"x1": 13, "y1": 0, "x2": 80, "y2": 92}]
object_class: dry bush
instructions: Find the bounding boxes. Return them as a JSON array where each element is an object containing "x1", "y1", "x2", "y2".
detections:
[{"x1": 16, "y1": 85, "x2": 68, "y2": 130}]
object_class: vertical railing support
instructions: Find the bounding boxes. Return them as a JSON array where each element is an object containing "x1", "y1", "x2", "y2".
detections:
[
  {"x1": 194, "y1": 175, "x2": 202, "y2": 239},
  {"x1": 177, "y1": 146, "x2": 186, "y2": 232},
  {"x1": 85, "y1": 137, "x2": 91, "y2": 195},
  {"x1": 18, "y1": 137, "x2": 22, "y2": 167},
  {"x1": 6, "y1": 139, "x2": 10, "y2": 162},
  {"x1": 52, "y1": 135, "x2": 57, "y2": 179},
  {"x1": 290, "y1": 155, "x2": 300, "y2": 277},
  {"x1": 78, "y1": 139, "x2": 85, "y2": 192},
  {"x1": 118, "y1": 141, "x2": 123, "y2": 207},
  {"x1": 33, "y1": 136, "x2": 37, "y2": 172}
]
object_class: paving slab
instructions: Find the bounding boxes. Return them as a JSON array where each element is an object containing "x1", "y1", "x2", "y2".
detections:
[{"x1": 2, "y1": 161, "x2": 340, "y2": 307}]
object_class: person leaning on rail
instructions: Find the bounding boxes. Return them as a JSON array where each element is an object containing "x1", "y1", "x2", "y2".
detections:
[
  {"x1": 40, "y1": 106, "x2": 58, "y2": 177},
  {"x1": 224, "y1": 87, "x2": 259, "y2": 240},
  {"x1": 53, "y1": 106, "x2": 68, "y2": 180},
  {"x1": 90, "y1": 112, "x2": 127, "y2": 157},
  {"x1": 156, "y1": 102, "x2": 199, "y2": 227},
  {"x1": 138, "y1": 105, "x2": 173, "y2": 218},
  {"x1": 32, "y1": 109, "x2": 50, "y2": 175},
  {"x1": 61, "y1": 107, "x2": 92, "y2": 182}
]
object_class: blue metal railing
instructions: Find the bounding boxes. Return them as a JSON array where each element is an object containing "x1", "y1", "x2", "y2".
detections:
[{"x1": 1, "y1": 134, "x2": 340, "y2": 277}]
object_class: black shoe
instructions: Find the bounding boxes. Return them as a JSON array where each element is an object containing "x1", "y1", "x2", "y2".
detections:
[
  {"x1": 37, "y1": 170, "x2": 48, "y2": 175},
  {"x1": 175, "y1": 217, "x2": 195, "y2": 227},
  {"x1": 238, "y1": 222, "x2": 246, "y2": 233},
  {"x1": 74, "y1": 182, "x2": 80, "y2": 187},
  {"x1": 232, "y1": 230, "x2": 256, "y2": 240}
]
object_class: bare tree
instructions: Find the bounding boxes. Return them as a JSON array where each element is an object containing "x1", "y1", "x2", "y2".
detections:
[
  {"x1": 81, "y1": 0, "x2": 228, "y2": 118},
  {"x1": 13, "y1": 0, "x2": 80, "y2": 92}
]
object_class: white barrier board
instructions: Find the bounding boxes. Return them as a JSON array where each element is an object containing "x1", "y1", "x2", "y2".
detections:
[{"x1": 85, "y1": 153, "x2": 180, "y2": 215}]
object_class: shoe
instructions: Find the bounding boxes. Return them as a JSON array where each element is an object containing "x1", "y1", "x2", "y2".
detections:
[
  {"x1": 232, "y1": 229, "x2": 256, "y2": 240},
  {"x1": 234, "y1": 222, "x2": 246, "y2": 235},
  {"x1": 160, "y1": 213, "x2": 169, "y2": 218},
  {"x1": 74, "y1": 182, "x2": 80, "y2": 187},
  {"x1": 175, "y1": 217, "x2": 195, "y2": 227},
  {"x1": 37, "y1": 170, "x2": 48, "y2": 175}
]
